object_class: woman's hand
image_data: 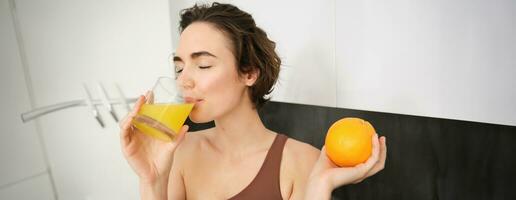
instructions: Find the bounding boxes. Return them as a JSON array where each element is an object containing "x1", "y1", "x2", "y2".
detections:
[
  {"x1": 306, "y1": 134, "x2": 387, "y2": 199},
  {"x1": 119, "y1": 91, "x2": 189, "y2": 185}
]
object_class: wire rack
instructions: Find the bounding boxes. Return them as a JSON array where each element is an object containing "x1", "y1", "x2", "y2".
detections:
[{"x1": 20, "y1": 83, "x2": 137, "y2": 128}]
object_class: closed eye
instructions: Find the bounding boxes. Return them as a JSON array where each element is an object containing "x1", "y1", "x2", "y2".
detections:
[{"x1": 175, "y1": 66, "x2": 211, "y2": 74}]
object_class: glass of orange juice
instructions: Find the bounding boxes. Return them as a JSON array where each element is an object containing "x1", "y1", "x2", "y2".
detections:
[{"x1": 132, "y1": 76, "x2": 193, "y2": 142}]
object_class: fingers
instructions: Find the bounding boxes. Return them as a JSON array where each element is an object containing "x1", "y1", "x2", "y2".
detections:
[
  {"x1": 358, "y1": 133, "x2": 380, "y2": 175},
  {"x1": 133, "y1": 114, "x2": 176, "y2": 139},
  {"x1": 173, "y1": 125, "x2": 189, "y2": 145},
  {"x1": 356, "y1": 135, "x2": 387, "y2": 183},
  {"x1": 318, "y1": 146, "x2": 327, "y2": 162},
  {"x1": 317, "y1": 134, "x2": 387, "y2": 187},
  {"x1": 315, "y1": 146, "x2": 334, "y2": 169},
  {"x1": 343, "y1": 134, "x2": 380, "y2": 184},
  {"x1": 145, "y1": 90, "x2": 154, "y2": 104},
  {"x1": 367, "y1": 136, "x2": 387, "y2": 175},
  {"x1": 119, "y1": 94, "x2": 146, "y2": 128},
  {"x1": 165, "y1": 125, "x2": 189, "y2": 152},
  {"x1": 376, "y1": 136, "x2": 387, "y2": 168},
  {"x1": 120, "y1": 94, "x2": 146, "y2": 143}
]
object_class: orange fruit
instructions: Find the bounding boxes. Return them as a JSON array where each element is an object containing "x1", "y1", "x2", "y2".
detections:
[{"x1": 325, "y1": 117, "x2": 375, "y2": 167}]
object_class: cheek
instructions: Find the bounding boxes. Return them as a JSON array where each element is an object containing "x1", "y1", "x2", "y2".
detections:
[
  {"x1": 198, "y1": 71, "x2": 233, "y2": 98},
  {"x1": 189, "y1": 70, "x2": 246, "y2": 122},
  {"x1": 204, "y1": 67, "x2": 244, "y2": 98},
  {"x1": 206, "y1": 75, "x2": 245, "y2": 108}
]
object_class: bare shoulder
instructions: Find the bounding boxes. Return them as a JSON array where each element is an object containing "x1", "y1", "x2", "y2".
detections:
[
  {"x1": 279, "y1": 135, "x2": 321, "y2": 199},
  {"x1": 282, "y1": 135, "x2": 321, "y2": 176}
]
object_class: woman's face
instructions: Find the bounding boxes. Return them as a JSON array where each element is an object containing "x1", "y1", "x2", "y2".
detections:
[{"x1": 173, "y1": 22, "x2": 254, "y2": 123}]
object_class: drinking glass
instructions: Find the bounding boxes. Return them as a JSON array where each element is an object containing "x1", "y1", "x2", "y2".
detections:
[{"x1": 132, "y1": 76, "x2": 193, "y2": 141}]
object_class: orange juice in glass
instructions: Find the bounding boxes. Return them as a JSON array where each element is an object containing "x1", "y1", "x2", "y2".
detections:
[{"x1": 132, "y1": 76, "x2": 193, "y2": 142}]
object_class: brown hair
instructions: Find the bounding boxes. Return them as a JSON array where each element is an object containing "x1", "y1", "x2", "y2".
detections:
[{"x1": 179, "y1": 2, "x2": 281, "y2": 109}]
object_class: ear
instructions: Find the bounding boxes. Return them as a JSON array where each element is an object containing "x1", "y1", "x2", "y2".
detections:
[{"x1": 244, "y1": 68, "x2": 260, "y2": 86}]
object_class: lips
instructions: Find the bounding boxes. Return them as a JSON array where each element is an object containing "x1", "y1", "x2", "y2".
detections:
[{"x1": 183, "y1": 97, "x2": 203, "y2": 104}]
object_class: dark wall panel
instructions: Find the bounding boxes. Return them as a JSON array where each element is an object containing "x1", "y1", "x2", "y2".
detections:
[{"x1": 186, "y1": 101, "x2": 516, "y2": 199}]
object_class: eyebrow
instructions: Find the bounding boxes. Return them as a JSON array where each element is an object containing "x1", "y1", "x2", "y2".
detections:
[{"x1": 173, "y1": 51, "x2": 217, "y2": 62}]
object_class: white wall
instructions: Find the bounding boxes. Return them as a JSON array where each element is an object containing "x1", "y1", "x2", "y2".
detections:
[
  {"x1": 2, "y1": 0, "x2": 174, "y2": 199},
  {"x1": 0, "y1": 174, "x2": 54, "y2": 200},
  {"x1": 0, "y1": 0, "x2": 54, "y2": 199},
  {"x1": 336, "y1": 0, "x2": 516, "y2": 126}
]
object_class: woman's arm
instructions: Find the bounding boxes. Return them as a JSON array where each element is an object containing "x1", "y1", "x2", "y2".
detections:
[
  {"x1": 140, "y1": 179, "x2": 169, "y2": 200},
  {"x1": 119, "y1": 92, "x2": 188, "y2": 200},
  {"x1": 138, "y1": 148, "x2": 187, "y2": 200},
  {"x1": 304, "y1": 134, "x2": 387, "y2": 200},
  {"x1": 167, "y1": 142, "x2": 188, "y2": 200}
]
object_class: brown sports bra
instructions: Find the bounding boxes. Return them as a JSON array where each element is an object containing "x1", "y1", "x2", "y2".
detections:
[{"x1": 228, "y1": 133, "x2": 288, "y2": 200}]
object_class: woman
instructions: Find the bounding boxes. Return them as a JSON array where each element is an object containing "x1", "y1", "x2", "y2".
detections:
[{"x1": 120, "y1": 2, "x2": 387, "y2": 200}]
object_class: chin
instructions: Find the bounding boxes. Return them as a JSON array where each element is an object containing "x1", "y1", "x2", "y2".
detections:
[{"x1": 188, "y1": 110, "x2": 214, "y2": 124}]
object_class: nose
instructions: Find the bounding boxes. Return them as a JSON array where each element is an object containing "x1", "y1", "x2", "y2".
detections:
[{"x1": 176, "y1": 69, "x2": 194, "y2": 90}]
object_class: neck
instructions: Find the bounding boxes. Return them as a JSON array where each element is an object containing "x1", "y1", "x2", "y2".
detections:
[{"x1": 210, "y1": 97, "x2": 274, "y2": 154}]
